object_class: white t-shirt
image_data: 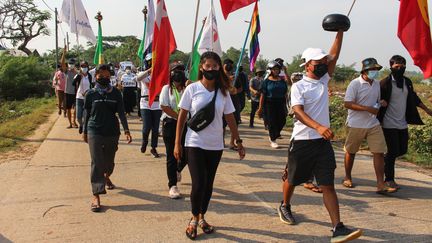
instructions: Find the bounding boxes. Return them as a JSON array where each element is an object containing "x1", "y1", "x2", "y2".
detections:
[
  {"x1": 76, "y1": 75, "x2": 91, "y2": 99},
  {"x1": 121, "y1": 73, "x2": 137, "y2": 88},
  {"x1": 344, "y1": 76, "x2": 381, "y2": 128},
  {"x1": 160, "y1": 84, "x2": 184, "y2": 120},
  {"x1": 290, "y1": 73, "x2": 331, "y2": 140},
  {"x1": 179, "y1": 82, "x2": 235, "y2": 150},
  {"x1": 137, "y1": 71, "x2": 160, "y2": 110}
]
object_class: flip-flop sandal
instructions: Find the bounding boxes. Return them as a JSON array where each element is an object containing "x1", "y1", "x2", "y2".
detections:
[
  {"x1": 186, "y1": 218, "x2": 198, "y2": 240},
  {"x1": 198, "y1": 219, "x2": 215, "y2": 234},
  {"x1": 304, "y1": 183, "x2": 323, "y2": 193},
  {"x1": 311, "y1": 187, "x2": 323, "y2": 193},
  {"x1": 342, "y1": 179, "x2": 354, "y2": 188},
  {"x1": 91, "y1": 203, "x2": 101, "y2": 212},
  {"x1": 376, "y1": 186, "x2": 397, "y2": 195}
]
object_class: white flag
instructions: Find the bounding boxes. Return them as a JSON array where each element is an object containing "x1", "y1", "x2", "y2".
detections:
[
  {"x1": 59, "y1": 0, "x2": 96, "y2": 44},
  {"x1": 143, "y1": 0, "x2": 155, "y2": 56},
  {"x1": 198, "y1": 0, "x2": 222, "y2": 56}
]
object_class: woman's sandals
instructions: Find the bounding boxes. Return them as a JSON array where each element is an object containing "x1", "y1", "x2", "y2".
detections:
[
  {"x1": 198, "y1": 219, "x2": 215, "y2": 234},
  {"x1": 185, "y1": 218, "x2": 198, "y2": 240}
]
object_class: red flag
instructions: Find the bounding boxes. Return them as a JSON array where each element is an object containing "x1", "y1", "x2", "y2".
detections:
[
  {"x1": 149, "y1": 0, "x2": 177, "y2": 106},
  {"x1": 398, "y1": 0, "x2": 432, "y2": 78},
  {"x1": 219, "y1": 0, "x2": 256, "y2": 20}
]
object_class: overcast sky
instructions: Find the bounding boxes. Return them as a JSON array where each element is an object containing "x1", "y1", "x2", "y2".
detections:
[{"x1": 21, "y1": 0, "x2": 432, "y2": 72}]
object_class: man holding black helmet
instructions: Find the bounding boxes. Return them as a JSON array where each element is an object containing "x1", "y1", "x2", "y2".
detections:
[
  {"x1": 279, "y1": 31, "x2": 363, "y2": 243},
  {"x1": 378, "y1": 55, "x2": 432, "y2": 190}
]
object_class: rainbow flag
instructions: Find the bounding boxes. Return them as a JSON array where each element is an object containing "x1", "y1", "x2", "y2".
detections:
[{"x1": 249, "y1": 1, "x2": 260, "y2": 72}]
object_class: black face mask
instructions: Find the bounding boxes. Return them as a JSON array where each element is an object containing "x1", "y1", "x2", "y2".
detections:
[
  {"x1": 312, "y1": 63, "x2": 328, "y2": 78},
  {"x1": 391, "y1": 67, "x2": 405, "y2": 89},
  {"x1": 171, "y1": 70, "x2": 186, "y2": 83},
  {"x1": 202, "y1": 70, "x2": 219, "y2": 81},
  {"x1": 97, "y1": 78, "x2": 110, "y2": 86},
  {"x1": 391, "y1": 67, "x2": 405, "y2": 80}
]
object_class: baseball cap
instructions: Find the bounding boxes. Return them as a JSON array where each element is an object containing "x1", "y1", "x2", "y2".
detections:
[{"x1": 300, "y1": 48, "x2": 328, "y2": 67}]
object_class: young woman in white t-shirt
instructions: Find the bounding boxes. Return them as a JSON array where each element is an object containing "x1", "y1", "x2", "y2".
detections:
[
  {"x1": 174, "y1": 51, "x2": 246, "y2": 240},
  {"x1": 159, "y1": 66, "x2": 187, "y2": 199}
]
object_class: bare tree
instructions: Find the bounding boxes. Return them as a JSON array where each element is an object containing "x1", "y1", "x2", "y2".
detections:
[{"x1": 0, "y1": 0, "x2": 51, "y2": 56}]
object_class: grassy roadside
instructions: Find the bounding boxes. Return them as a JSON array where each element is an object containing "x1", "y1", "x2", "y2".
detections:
[{"x1": 0, "y1": 97, "x2": 56, "y2": 152}]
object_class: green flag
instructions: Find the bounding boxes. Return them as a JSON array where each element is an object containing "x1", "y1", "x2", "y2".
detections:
[
  {"x1": 137, "y1": 19, "x2": 147, "y2": 63},
  {"x1": 189, "y1": 26, "x2": 204, "y2": 81},
  {"x1": 93, "y1": 21, "x2": 104, "y2": 65}
]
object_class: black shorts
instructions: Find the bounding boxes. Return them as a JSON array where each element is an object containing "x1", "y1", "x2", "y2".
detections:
[
  {"x1": 65, "y1": 93, "x2": 76, "y2": 109},
  {"x1": 285, "y1": 138, "x2": 336, "y2": 186}
]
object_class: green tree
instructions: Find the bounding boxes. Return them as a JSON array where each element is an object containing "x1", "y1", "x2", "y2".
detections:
[
  {"x1": 170, "y1": 50, "x2": 189, "y2": 64},
  {"x1": 254, "y1": 55, "x2": 268, "y2": 71},
  {"x1": 286, "y1": 54, "x2": 304, "y2": 75},
  {"x1": 0, "y1": 0, "x2": 51, "y2": 56},
  {"x1": 333, "y1": 64, "x2": 358, "y2": 82},
  {"x1": 222, "y1": 47, "x2": 250, "y2": 75}
]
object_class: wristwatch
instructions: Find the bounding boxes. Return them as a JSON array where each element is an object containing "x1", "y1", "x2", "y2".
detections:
[{"x1": 235, "y1": 139, "x2": 243, "y2": 144}]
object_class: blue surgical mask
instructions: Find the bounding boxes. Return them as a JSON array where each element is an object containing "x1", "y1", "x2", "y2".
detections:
[{"x1": 367, "y1": 70, "x2": 379, "y2": 80}]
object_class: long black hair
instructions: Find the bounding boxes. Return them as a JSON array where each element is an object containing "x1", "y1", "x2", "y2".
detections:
[{"x1": 197, "y1": 51, "x2": 230, "y2": 96}]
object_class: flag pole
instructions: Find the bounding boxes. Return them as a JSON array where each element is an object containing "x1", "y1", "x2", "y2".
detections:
[
  {"x1": 187, "y1": 17, "x2": 206, "y2": 72},
  {"x1": 234, "y1": 2, "x2": 256, "y2": 80},
  {"x1": 141, "y1": 6, "x2": 148, "y2": 67},
  {"x1": 347, "y1": 0, "x2": 357, "y2": 17},
  {"x1": 72, "y1": 0, "x2": 80, "y2": 63},
  {"x1": 189, "y1": 0, "x2": 201, "y2": 70}
]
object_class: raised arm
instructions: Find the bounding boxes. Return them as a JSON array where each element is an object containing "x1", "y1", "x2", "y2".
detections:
[{"x1": 328, "y1": 31, "x2": 344, "y2": 77}]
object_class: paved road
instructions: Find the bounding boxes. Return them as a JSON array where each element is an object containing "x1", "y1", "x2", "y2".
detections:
[{"x1": 1, "y1": 113, "x2": 431, "y2": 242}]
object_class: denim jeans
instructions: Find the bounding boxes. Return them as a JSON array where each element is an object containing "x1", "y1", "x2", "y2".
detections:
[
  {"x1": 76, "y1": 98, "x2": 85, "y2": 126},
  {"x1": 141, "y1": 109, "x2": 162, "y2": 149}
]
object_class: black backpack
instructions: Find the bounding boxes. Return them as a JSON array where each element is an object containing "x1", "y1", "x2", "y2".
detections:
[{"x1": 187, "y1": 88, "x2": 218, "y2": 132}]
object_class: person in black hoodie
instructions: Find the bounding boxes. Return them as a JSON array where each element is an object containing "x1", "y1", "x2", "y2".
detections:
[{"x1": 378, "y1": 55, "x2": 432, "y2": 189}]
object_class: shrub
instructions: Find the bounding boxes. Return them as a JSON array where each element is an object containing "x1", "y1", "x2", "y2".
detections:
[
  {"x1": 407, "y1": 117, "x2": 432, "y2": 166},
  {"x1": 329, "y1": 95, "x2": 347, "y2": 140},
  {"x1": 0, "y1": 56, "x2": 53, "y2": 100}
]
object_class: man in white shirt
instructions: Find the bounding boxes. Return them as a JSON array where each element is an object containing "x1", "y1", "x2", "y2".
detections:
[
  {"x1": 342, "y1": 58, "x2": 396, "y2": 194},
  {"x1": 73, "y1": 61, "x2": 93, "y2": 134},
  {"x1": 278, "y1": 31, "x2": 362, "y2": 242}
]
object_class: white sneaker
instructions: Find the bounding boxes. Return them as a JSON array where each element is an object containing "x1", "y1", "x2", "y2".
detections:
[
  {"x1": 169, "y1": 186, "x2": 181, "y2": 199},
  {"x1": 177, "y1": 172, "x2": 182, "y2": 183},
  {"x1": 270, "y1": 140, "x2": 279, "y2": 149}
]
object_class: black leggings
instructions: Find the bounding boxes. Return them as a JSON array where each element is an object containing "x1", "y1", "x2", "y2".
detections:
[
  {"x1": 186, "y1": 147, "x2": 222, "y2": 216},
  {"x1": 162, "y1": 118, "x2": 187, "y2": 188}
]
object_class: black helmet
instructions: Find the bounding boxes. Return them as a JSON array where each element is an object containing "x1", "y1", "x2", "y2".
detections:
[
  {"x1": 267, "y1": 60, "x2": 281, "y2": 69},
  {"x1": 322, "y1": 14, "x2": 351, "y2": 32}
]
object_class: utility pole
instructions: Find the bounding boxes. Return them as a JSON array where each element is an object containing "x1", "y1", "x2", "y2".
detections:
[
  {"x1": 66, "y1": 32, "x2": 70, "y2": 51},
  {"x1": 55, "y1": 8, "x2": 59, "y2": 70}
]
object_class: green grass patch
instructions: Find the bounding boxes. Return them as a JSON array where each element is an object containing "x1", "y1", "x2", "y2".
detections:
[{"x1": 0, "y1": 97, "x2": 56, "y2": 152}]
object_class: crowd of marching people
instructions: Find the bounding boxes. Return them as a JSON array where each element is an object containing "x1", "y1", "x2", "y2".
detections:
[{"x1": 49, "y1": 30, "x2": 432, "y2": 243}]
